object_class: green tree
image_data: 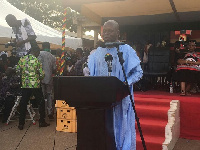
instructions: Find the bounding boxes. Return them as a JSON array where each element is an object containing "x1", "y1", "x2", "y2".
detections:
[{"x1": 7, "y1": 0, "x2": 78, "y2": 32}]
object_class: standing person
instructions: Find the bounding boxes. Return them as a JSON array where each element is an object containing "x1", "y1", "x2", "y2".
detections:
[
  {"x1": 16, "y1": 47, "x2": 50, "y2": 130},
  {"x1": 5, "y1": 14, "x2": 37, "y2": 57},
  {"x1": 74, "y1": 48, "x2": 87, "y2": 76},
  {"x1": 88, "y1": 20, "x2": 143, "y2": 150},
  {"x1": 38, "y1": 42, "x2": 56, "y2": 119}
]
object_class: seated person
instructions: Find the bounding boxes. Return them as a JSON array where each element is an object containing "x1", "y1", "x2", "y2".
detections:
[{"x1": 173, "y1": 41, "x2": 200, "y2": 96}]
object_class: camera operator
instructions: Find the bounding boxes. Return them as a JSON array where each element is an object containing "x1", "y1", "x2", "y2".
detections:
[{"x1": 5, "y1": 14, "x2": 37, "y2": 57}]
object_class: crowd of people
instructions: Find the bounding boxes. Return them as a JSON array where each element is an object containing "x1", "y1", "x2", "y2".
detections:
[
  {"x1": 0, "y1": 42, "x2": 94, "y2": 129},
  {"x1": 0, "y1": 13, "x2": 200, "y2": 150},
  {"x1": 0, "y1": 14, "x2": 94, "y2": 130},
  {"x1": 131, "y1": 38, "x2": 200, "y2": 95}
]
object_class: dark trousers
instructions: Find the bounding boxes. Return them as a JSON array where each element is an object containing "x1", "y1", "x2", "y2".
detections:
[{"x1": 19, "y1": 88, "x2": 45, "y2": 125}]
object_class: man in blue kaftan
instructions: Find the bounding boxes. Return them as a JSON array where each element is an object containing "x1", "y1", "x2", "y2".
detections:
[{"x1": 88, "y1": 20, "x2": 143, "y2": 150}]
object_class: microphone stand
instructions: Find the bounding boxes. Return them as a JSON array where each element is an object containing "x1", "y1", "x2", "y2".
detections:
[
  {"x1": 116, "y1": 45, "x2": 147, "y2": 150},
  {"x1": 107, "y1": 61, "x2": 112, "y2": 77}
]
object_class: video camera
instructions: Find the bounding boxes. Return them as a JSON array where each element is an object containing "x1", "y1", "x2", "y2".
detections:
[
  {"x1": 5, "y1": 42, "x2": 17, "y2": 56},
  {"x1": 5, "y1": 42, "x2": 16, "y2": 48}
]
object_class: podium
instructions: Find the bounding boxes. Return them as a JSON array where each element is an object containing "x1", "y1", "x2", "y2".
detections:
[{"x1": 54, "y1": 76, "x2": 128, "y2": 150}]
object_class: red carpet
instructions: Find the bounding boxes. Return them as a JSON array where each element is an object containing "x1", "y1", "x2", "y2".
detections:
[
  {"x1": 135, "y1": 96, "x2": 171, "y2": 150},
  {"x1": 135, "y1": 90, "x2": 200, "y2": 143}
]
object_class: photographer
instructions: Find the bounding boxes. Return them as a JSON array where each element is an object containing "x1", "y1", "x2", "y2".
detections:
[{"x1": 5, "y1": 14, "x2": 37, "y2": 57}]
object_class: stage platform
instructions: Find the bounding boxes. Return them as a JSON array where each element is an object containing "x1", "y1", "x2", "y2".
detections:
[
  {"x1": 0, "y1": 90, "x2": 199, "y2": 150},
  {"x1": 135, "y1": 90, "x2": 200, "y2": 141}
]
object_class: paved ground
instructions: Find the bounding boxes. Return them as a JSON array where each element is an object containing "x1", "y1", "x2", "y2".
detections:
[
  {"x1": 0, "y1": 112, "x2": 200, "y2": 150},
  {"x1": 173, "y1": 138, "x2": 200, "y2": 150},
  {"x1": 0, "y1": 112, "x2": 77, "y2": 150}
]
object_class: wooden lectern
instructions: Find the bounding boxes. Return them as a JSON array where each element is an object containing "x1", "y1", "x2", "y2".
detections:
[{"x1": 54, "y1": 76, "x2": 128, "y2": 150}]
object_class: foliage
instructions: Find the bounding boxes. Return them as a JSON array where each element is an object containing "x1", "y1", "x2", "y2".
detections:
[{"x1": 7, "y1": 0, "x2": 78, "y2": 32}]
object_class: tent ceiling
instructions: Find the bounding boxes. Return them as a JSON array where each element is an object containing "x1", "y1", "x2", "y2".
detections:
[
  {"x1": 64, "y1": 0, "x2": 124, "y2": 11},
  {"x1": 63, "y1": 0, "x2": 200, "y2": 26}
]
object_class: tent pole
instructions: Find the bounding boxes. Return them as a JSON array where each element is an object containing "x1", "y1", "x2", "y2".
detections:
[{"x1": 60, "y1": 8, "x2": 67, "y2": 76}]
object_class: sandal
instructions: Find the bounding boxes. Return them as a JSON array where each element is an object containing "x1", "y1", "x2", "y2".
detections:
[{"x1": 180, "y1": 90, "x2": 186, "y2": 96}]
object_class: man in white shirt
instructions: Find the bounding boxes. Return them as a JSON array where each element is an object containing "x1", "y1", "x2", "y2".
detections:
[{"x1": 5, "y1": 14, "x2": 37, "y2": 57}]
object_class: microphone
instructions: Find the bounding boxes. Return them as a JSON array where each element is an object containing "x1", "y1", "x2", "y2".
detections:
[
  {"x1": 105, "y1": 53, "x2": 113, "y2": 62},
  {"x1": 100, "y1": 42, "x2": 125, "y2": 48},
  {"x1": 105, "y1": 53, "x2": 113, "y2": 76}
]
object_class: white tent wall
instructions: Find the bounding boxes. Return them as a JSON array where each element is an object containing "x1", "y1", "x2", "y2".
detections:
[{"x1": 0, "y1": 0, "x2": 82, "y2": 51}]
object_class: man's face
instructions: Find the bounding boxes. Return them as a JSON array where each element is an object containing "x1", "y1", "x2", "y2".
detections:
[
  {"x1": 76, "y1": 51, "x2": 82, "y2": 58},
  {"x1": 102, "y1": 23, "x2": 119, "y2": 42}
]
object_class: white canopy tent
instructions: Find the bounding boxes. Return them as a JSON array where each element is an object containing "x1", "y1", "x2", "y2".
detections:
[{"x1": 0, "y1": 0, "x2": 82, "y2": 50}]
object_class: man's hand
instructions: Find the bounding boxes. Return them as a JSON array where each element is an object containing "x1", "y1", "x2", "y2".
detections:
[
  {"x1": 190, "y1": 61, "x2": 200, "y2": 65},
  {"x1": 16, "y1": 41, "x2": 25, "y2": 47},
  {"x1": 187, "y1": 61, "x2": 197, "y2": 65},
  {"x1": 16, "y1": 35, "x2": 36, "y2": 47}
]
